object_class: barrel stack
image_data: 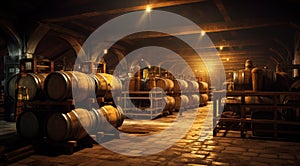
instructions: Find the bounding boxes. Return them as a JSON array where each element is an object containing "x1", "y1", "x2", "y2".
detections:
[{"x1": 13, "y1": 70, "x2": 125, "y2": 152}]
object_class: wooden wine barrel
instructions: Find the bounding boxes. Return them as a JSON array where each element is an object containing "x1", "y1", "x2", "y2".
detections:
[
  {"x1": 271, "y1": 72, "x2": 289, "y2": 91},
  {"x1": 251, "y1": 68, "x2": 264, "y2": 91},
  {"x1": 173, "y1": 79, "x2": 188, "y2": 94},
  {"x1": 187, "y1": 94, "x2": 200, "y2": 108},
  {"x1": 187, "y1": 80, "x2": 199, "y2": 93},
  {"x1": 163, "y1": 96, "x2": 175, "y2": 111},
  {"x1": 44, "y1": 71, "x2": 95, "y2": 102},
  {"x1": 198, "y1": 81, "x2": 208, "y2": 92},
  {"x1": 123, "y1": 77, "x2": 141, "y2": 91},
  {"x1": 262, "y1": 68, "x2": 276, "y2": 91},
  {"x1": 91, "y1": 105, "x2": 124, "y2": 132},
  {"x1": 92, "y1": 73, "x2": 122, "y2": 99},
  {"x1": 174, "y1": 95, "x2": 189, "y2": 110},
  {"x1": 144, "y1": 78, "x2": 157, "y2": 91},
  {"x1": 233, "y1": 69, "x2": 252, "y2": 90},
  {"x1": 156, "y1": 78, "x2": 174, "y2": 91},
  {"x1": 7, "y1": 74, "x2": 17, "y2": 100},
  {"x1": 18, "y1": 73, "x2": 48, "y2": 100},
  {"x1": 16, "y1": 111, "x2": 40, "y2": 139},
  {"x1": 199, "y1": 94, "x2": 209, "y2": 106},
  {"x1": 46, "y1": 108, "x2": 92, "y2": 142}
]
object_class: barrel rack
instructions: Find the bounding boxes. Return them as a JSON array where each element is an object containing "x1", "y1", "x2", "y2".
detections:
[
  {"x1": 18, "y1": 97, "x2": 119, "y2": 155},
  {"x1": 121, "y1": 91, "x2": 164, "y2": 119},
  {"x1": 213, "y1": 91, "x2": 300, "y2": 139}
]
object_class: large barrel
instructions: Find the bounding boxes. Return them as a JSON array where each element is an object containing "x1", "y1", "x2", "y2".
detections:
[
  {"x1": 46, "y1": 108, "x2": 93, "y2": 142},
  {"x1": 174, "y1": 95, "x2": 189, "y2": 110},
  {"x1": 163, "y1": 96, "x2": 175, "y2": 111},
  {"x1": 198, "y1": 81, "x2": 208, "y2": 92},
  {"x1": 187, "y1": 80, "x2": 199, "y2": 92},
  {"x1": 233, "y1": 69, "x2": 252, "y2": 90},
  {"x1": 199, "y1": 94, "x2": 209, "y2": 106},
  {"x1": 173, "y1": 79, "x2": 188, "y2": 94},
  {"x1": 7, "y1": 74, "x2": 17, "y2": 100},
  {"x1": 7, "y1": 73, "x2": 48, "y2": 100},
  {"x1": 144, "y1": 78, "x2": 156, "y2": 91},
  {"x1": 262, "y1": 68, "x2": 276, "y2": 91},
  {"x1": 16, "y1": 111, "x2": 40, "y2": 139},
  {"x1": 46, "y1": 106, "x2": 124, "y2": 142},
  {"x1": 123, "y1": 77, "x2": 140, "y2": 91},
  {"x1": 187, "y1": 94, "x2": 200, "y2": 108},
  {"x1": 44, "y1": 71, "x2": 95, "y2": 102},
  {"x1": 92, "y1": 73, "x2": 122, "y2": 99},
  {"x1": 156, "y1": 78, "x2": 174, "y2": 92},
  {"x1": 18, "y1": 73, "x2": 48, "y2": 100},
  {"x1": 90, "y1": 105, "x2": 124, "y2": 132},
  {"x1": 251, "y1": 68, "x2": 264, "y2": 91}
]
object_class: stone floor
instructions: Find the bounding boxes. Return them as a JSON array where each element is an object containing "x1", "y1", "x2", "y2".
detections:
[
  {"x1": 0, "y1": 120, "x2": 16, "y2": 136},
  {"x1": 2, "y1": 103, "x2": 300, "y2": 166}
]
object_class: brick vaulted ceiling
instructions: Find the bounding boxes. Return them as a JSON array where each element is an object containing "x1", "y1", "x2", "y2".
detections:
[{"x1": 0, "y1": 0, "x2": 300, "y2": 76}]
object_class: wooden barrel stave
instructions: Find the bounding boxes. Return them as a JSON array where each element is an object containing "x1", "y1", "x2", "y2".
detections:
[
  {"x1": 92, "y1": 73, "x2": 122, "y2": 99},
  {"x1": 46, "y1": 106, "x2": 124, "y2": 142},
  {"x1": 44, "y1": 71, "x2": 95, "y2": 102}
]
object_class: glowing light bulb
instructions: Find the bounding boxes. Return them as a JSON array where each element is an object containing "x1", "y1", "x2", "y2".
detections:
[
  {"x1": 226, "y1": 58, "x2": 230, "y2": 61},
  {"x1": 220, "y1": 46, "x2": 224, "y2": 50},
  {"x1": 146, "y1": 5, "x2": 152, "y2": 13},
  {"x1": 201, "y1": 31, "x2": 206, "y2": 36},
  {"x1": 104, "y1": 49, "x2": 108, "y2": 54}
]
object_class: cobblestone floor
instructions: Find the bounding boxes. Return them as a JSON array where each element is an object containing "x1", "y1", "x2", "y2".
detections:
[
  {"x1": 0, "y1": 120, "x2": 16, "y2": 136},
  {"x1": 4, "y1": 103, "x2": 300, "y2": 166}
]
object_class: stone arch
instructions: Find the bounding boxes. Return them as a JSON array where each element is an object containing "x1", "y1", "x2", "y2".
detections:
[{"x1": 0, "y1": 20, "x2": 22, "y2": 56}]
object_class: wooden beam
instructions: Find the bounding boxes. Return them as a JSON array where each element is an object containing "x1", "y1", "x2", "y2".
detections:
[
  {"x1": 42, "y1": 23, "x2": 86, "y2": 40},
  {"x1": 201, "y1": 18, "x2": 286, "y2": 33},
  {"x1": 125, "y1": 18, "x2": 287, "y2": 40},
  {"x1": 213, "y1": 0, "x2": 231, "y2": 22},
  {"x1": 43, "y1": 0, "x2": 207, "y2": 23},
  {"x1": 70, "y1": 21, "x2": 96, "y2": 32},
  {"x1": 212, "y1": 39, "x2": 269, "y2": 48}
]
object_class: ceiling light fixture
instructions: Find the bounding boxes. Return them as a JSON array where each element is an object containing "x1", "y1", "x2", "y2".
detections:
[
  {"x1": 104, "y1": 49, "x2": 108, "y2": 54},
  {"x1": 219, "y1": 46, "x2": 224, "y2": 50},
  {"x1": 146, "y1": 0, "x2": 152, "y2": 13},
  {"x1": 201, "y1": 30, "x2": 206, "y2": 36},
  {"x1": 146, "y1": 4, "x2": 152, "y2": 13}
]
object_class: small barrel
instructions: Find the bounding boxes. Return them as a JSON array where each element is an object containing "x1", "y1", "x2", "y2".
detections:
[
  {"x1": 173, "y1": 79, "x2": 188, "y2": 94},
  {"x1": 187, "y1": 80, "x2": 199, "y2": 93},
  {"x1": 44, "y1": 71, "x2": 95, "y2": 102},
  {"x1": 46, "y1": 108, "x2": 92, "y2": 142},
  {"x1": 18, "y1": 73, "x2": 48, "y2": 100},
  {"x1": 174, "y1": 95, "x2": 189, "y2": 110},
  {"x1": 156, "y1": 78, "x2": 174, "y2": 92},
  {"x1": 199, "y1": 94, "x2": 209, "y2": 106},
  {"x1": 92, "y1": 73, "x2": 122, "y2": 99},
  {"x1": 198, "y1": 81, "x2": 208, "y2": 92},
  {"x1": 16, "y1": 111, "x2": 40, "y2": 139}
]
